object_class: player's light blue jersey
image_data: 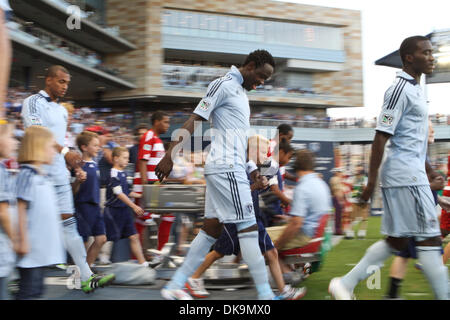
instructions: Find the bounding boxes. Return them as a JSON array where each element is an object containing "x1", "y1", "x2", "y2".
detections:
[
  {"x1": 21, "y1": 90, "x2": 70, "y2": 186},
  {"x1": 194, "y1": 66, "x2": 250, "y2": 175},
  {"x1": 376, "y1": 71, "x2": 429, "y2": 188}
]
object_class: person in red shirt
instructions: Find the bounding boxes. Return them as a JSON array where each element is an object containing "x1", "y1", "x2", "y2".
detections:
[
  {"x1": 133, "y1": 111, "x2": 171, "y2": 253},
  {"x1": 440, "y1": 154, "x2": 450, "y2": 263}
]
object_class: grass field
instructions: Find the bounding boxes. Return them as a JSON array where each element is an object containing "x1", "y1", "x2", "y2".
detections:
[{"x1": 301, "y1": 216, "x2": 439, "y2": 300}]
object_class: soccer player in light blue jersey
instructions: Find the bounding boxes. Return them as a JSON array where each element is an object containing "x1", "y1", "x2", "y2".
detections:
[
  {"x1": 21, "y1": 65, "x2": 114, "y2": 294},
  {"x1": 329, "y1": 36, "x2": 448, "y2": 300},
  {"x1": 156, "y1": 50, "x2": 276, "y2": 300}
]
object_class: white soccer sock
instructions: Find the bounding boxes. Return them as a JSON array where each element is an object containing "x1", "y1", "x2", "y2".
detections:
[
  {"x1": 417, "y1": 246, "x2": 449, "y2": 300},
  {"x1": 238, "y1": 230, "x2": 274, "y2": 300},
  {"x1": 166, "y1": 230, "x2": 216, "y2": 290},
  {"x1": 62, "y1": 217, "x2": 93, "y2": 281},
  {"x1": 341, "y1": 240, "x2": 393, "y2": 292}
]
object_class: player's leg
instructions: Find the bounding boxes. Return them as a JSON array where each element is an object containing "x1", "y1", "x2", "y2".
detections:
[
  {"x1": 120, "y1": 206, "x2": 147, "y2": 265},
  {"x1": 186, "y1": 250, "x2": 223, "y2": 298},
  {"x1": 443, "y1": 242, "x2": 450, "y2": 264},
  {"x1": 330, "y1": 237, "x2": 402, "y2": 300},
  {"x1": 413, "y1": 186, "x2": 448, "y2": 300},
  {"x1": 158, "y1": 215, "x2": 175, "y2": 251},
  {"x1": 86, "y1": 235, "x2": 107, "y2": 267},
  {"x1": 357, "y1": 205, "x2": 369, "y2": 238},
  {"x1": 416, "y1": 236, "x2": 448, "y2": 300},
  {"x1": 237, "y1": 222, "x2": 274, "y2": 300},
  {"x1": 57, "y1": 185, "x2": 93, "y2": 282},
  {"x1": 129, "y1": 233, "x2": 147, "y2": 264},
  {"x1": 386, "y1": 256, "x2": 409, "y2": 299},
  {"x1": 191, "y1": 250, "x2": 224, "y2": 279},
  {"x1": 163, "y1": 217, "x2": 221, "y2": 296}
]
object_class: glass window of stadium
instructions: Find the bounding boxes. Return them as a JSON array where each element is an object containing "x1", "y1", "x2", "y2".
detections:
[{"x1": 162, "y1": 9, "x2": 343, "y2": 51}]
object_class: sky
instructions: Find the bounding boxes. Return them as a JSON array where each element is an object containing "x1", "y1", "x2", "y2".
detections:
[{"x1": 273, "y1": 0, "x2": 450, "y2": 119}]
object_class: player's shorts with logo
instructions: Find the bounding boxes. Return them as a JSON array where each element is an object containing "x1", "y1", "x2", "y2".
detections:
[
  {"x1": 381, "y1": 185, "x2": 440, "y2": 239},
  {"x1": 214, "y1": 220, "x2": 274, "y2": 256},
  {"x1": 204, "y1": 171, "x2": 256, "y2": 225}
]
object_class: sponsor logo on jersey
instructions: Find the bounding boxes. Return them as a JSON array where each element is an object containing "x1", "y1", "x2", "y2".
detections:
[{"x1": 381, "y1": 114, "x2": 394, "y2": 125}]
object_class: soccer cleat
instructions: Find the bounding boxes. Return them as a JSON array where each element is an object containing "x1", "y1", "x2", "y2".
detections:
[
  {"x1": 185, "y1": 277, "x2": 210, "y2": 298},
  {"x1": 344, "y1": 230, "x2": 355, "y2": 239},
  {"x1": 81, "y1": 273, "x2": 115, "y2": 294},
  {"x1": 278, "y1": 285, "x2": 307, "y2": 300},
  {"x1": 357, "y1": 230, "x2": 367, "y2": 239},
  {"x1": 328, "y1": 277, "x2": 354, "y2": 300},
  {"x1": 161, "y1": 287, "x2": 193, "y2": 300}
]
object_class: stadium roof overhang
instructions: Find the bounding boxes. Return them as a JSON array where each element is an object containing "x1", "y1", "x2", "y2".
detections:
[
  {"x1": 10, "y1": 35, "x2": 136, "y2": 101},
  {"x1": 375, "y1": 31, "x2": 450, "y2": 84},
  {"x1": 9, "y1": 0, "x2": 136, "y2": 54}
]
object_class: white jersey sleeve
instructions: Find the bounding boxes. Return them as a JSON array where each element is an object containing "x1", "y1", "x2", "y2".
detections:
[
  {"x1": 375, "y1": 78, "x2": 408, "y2": 135},
  {"x1": 193, "y1": 76, "x2": 230, "y2": 121},
  {"x1": 22, "y1": 95, "x2": 46, "y2": 128}
]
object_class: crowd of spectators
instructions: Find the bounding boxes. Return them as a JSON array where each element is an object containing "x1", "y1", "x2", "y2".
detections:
[
  {"x1": 6, "y1": 16, "x2": 120, "y2": 76},
  {"x1": 3, "y1": 88, "x2": 450, "y2": 137},
  {"x1": 162, "y1": 63, "x2": 319, "y2": 97}
]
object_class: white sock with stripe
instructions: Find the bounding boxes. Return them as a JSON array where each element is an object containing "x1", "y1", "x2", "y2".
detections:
[
  {"x1": 417, "y1": 246, "x2": 449, "y2": 300},
  {"x1": 62, "y1": 217, "x2": 93, "y2": 282},
  {"x1": 166, "y1": 230, "x2": 216, "y2": 290},
  {"x1": 238, "y1": 230, "x2": 274, "y2": 300}
]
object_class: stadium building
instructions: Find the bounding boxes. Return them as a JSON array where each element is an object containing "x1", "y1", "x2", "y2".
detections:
[{"x1": 7, "y1": 0, "x2": 363, "y2": 117}]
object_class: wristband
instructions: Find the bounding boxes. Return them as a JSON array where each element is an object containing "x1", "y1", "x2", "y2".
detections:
[{"x1": 61, "y1": 147, "x2": 70, "y2": 156}]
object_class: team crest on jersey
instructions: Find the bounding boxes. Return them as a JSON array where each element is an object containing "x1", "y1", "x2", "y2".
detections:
[
  {"x1": 246, "y1": 203, "x2": 253, "y2": 215},
  {"x1": 143, "y1": 144, "x2": 151, "y2": 151},
  {"x1": 29, "y1": 116, "x2": 42, "y2": 126},
  {"x1": 381, "y1": 114, "x2": 393, "y2": 125},
  {"x1": 199, "y1": 99, "x2": 210, "y2": 111}
]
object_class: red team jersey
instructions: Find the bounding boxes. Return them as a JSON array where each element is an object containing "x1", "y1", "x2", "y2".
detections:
[
  {"x1": 133, "y1": 129, "x2": 165, "y2": 192},
  {"x1": 440, "y1": 154, "x2": 450, "y2": 232},
  {"x1": 132, "y1": 129, "x2": 174, "y2": 251}
]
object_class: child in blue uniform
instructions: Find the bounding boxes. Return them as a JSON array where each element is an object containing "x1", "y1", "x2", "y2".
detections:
[
  {"x1": 103, "y1": 147, "x2": 148, "y2": 266},
  {"x1": 0, "y1": 122, "x2": 18, "y2": 300},
  {"x1": 73, "y1": 131, "x2": 106, "y2": 267},
  {"x1": 185, "y1": 136, "x2": 304, "y2": 300},
  {"x1": 15, "y1": 126, "x2": 66, "y2": 300}
]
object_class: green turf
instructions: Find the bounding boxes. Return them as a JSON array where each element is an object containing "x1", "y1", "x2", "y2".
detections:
[{"x1": 300, "y1": 216, "x2": 437, "y2": 300}]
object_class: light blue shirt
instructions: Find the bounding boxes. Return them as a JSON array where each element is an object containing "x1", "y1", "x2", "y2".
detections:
[
  {"x1": 194, "y1": 66, "x2": 250, "y2": 175},
  {"x1": 21, "y1": 90, "x2": 70, "y2": 186},
  {"x1": 15, "y1": 165, "x2": 66, "y2": 268},
  {"x1": 376, "y1": 71, "x2": 429, "y2": 188},
  {"x1": 290, "y1": 173, "x2": 332, "y2": 238}
]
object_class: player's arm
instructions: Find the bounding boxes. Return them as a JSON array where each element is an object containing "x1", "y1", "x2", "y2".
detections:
[
  {"x1": 270, "y1": 183, "x2": 291, "y2": 206},
  {"x1": 117, "y1": 193, "x2": 144, "y2": 216},
  {"x1": 426, "y1": 161, "x2": 445, "y2": 191},
  {"x1": 156, "y1": 79, "x2": 225, "y2": 181},
  {"x1": 156, "y1": 113, "x2": 204, "y2": 181},
  {"x1": 283, "y1": 171, "x2": 297, "y2": 182},
  {"x1": 111, "y1": 182, "x2": 144, "y2": 216},
  {"x1": 138, "y1": 159, "x2": 149, "y2": 185},
  {"x1": 70, "y1": 169, "x2": 87, "y2": 195},
  {"x1": 360, "y1": 131, "x2": 391, "y2": 202},
  {"x1": 103, "y1": 148, "x2": 113, "y2": 165}
]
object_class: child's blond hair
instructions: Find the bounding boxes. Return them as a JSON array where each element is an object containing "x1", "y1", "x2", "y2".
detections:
[
  {"x1": 112, "y1": 147, "x2": 128, "y2": 159},
  {"x1": 18, "y1": 126, "x2": 54, "y2": 163}
]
